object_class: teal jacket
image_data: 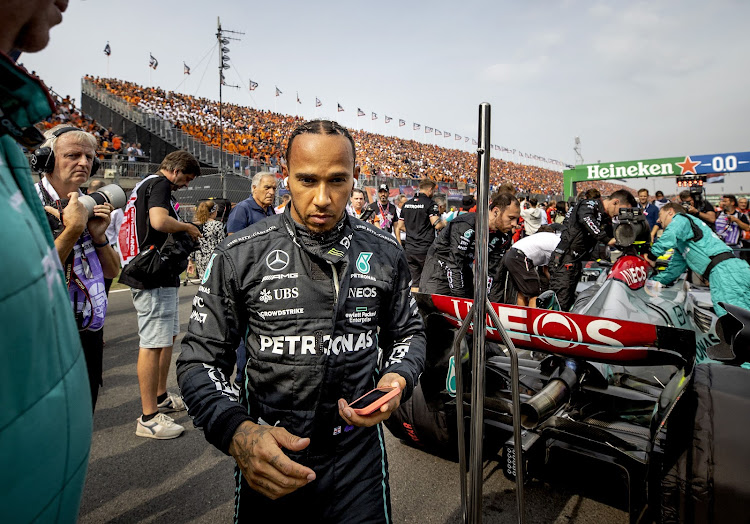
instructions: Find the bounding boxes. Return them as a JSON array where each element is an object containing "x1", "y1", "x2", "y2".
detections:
[
  {"x1": 651, "y1": 213, "x2": 731, "y2": 285},
  {"x1": 0, "y1": 54, "x2": 92, "y2": 522}
]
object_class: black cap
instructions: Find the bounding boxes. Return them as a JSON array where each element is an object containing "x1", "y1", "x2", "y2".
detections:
[
  {"x1": 378, "y1": 184, "x2": 389, "y2": 192},
  {"x1": 462, "y1": 195, "x2": 476, "y2": 207}
]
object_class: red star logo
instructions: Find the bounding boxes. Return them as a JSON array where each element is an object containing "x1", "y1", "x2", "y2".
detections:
[{"x1": 677, "y1": 156, "x2": 700, "y2": 175}]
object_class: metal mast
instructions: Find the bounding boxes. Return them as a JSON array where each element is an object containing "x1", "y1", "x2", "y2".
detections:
[{"x1": 216, "y1": 17, "x2": 242, "y2": 198}]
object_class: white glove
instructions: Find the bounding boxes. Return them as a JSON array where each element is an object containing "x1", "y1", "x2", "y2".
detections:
[{"x1": 644, "y1": 279, "x2": 663, "y2": 294}]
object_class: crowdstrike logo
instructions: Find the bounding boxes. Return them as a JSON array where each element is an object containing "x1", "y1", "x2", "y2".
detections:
[{"x1": 266, "y1": 250, "x2": 290, "y2": 271}]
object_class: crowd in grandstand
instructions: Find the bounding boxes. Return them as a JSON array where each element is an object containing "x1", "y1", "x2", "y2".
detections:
[
  {"x1": 29, "y1": 77, "x2": 140, "y2": 161},
  {"x1": 86, "y1": 77, "x2": 638, "y2": 196}
]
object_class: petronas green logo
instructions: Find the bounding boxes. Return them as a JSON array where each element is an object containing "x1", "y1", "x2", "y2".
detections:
[
  {"x1": 202, "y1": 253, "x2": 217, "y2": 284},
  {"x1": 446, "y1": 356, "x2": 456, "y2": 397},
  {"x1": 356, "y1": 252, "x2": 373, "y2": 274}
]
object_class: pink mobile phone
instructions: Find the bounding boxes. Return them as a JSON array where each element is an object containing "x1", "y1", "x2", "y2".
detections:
[{"x1": 349, "y1": 386, "x2": 401, "y2": 416}]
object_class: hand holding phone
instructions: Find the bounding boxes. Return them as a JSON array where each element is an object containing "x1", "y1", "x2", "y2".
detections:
[
  {"x1": 349, "y1": 386, "x2": 401, "y2": 416},
  {"x1": 338, "y1": 373, "x2": 406, "y2": 428}
]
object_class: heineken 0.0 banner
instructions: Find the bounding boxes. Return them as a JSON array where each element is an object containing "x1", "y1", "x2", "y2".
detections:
[{"x1": 563, "y1": 151, "x2": 750, "y2": 197}]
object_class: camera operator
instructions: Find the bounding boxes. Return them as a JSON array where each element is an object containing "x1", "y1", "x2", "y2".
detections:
[
  {"x1": 549, "y1": 189, "x2": 636, "y2": 311},
  {"x1": 679, "y1": 189, "x2": 715, "y2": 226},
  {"x1": 715, "y1": 194, "x2": 749, "y2": 256},
  {"x1": 645, "y1": 203, "x2": 750, "y2": 319},
  {"x1": 35, "y1": 125, "x2": 121, "y2": 410}
]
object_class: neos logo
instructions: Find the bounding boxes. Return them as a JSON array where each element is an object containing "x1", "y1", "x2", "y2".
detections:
[
  {"x1": 533, "y1": 312, "x2": 625, "y2": 352},
  {"x1": 533, "y1": 312, "x2": 582, "y2": 349},
  {"x1": 266, "y1": 250, "x2": 290, "y2": 271}
]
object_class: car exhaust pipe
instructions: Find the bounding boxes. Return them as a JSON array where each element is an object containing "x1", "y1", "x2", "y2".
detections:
[{"x1": 520, "y1": 360, "x2": 581, "y2": 429}]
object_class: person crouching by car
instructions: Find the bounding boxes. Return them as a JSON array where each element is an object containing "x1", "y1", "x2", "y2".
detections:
[
  {"x1": 35, "y1": 126, "x2": 121, "y2": 410},
  {"x1": 645, "y1": 203, "x2": 750, "y2": 318},
  {"x1": 502, "y1": 224, "x2": 561, "y2": 307}
]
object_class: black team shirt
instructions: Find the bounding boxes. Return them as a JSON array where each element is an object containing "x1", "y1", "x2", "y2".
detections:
[{"x1": 399, "y1": 192, "x2": 440, "y2": 252}]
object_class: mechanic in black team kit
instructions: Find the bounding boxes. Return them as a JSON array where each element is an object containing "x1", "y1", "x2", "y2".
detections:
[
  {"x1": 177, "y1": 120, "x2": 425, "y2": 523},
  {"x1": 420, "y1": 192, "x2": 520, "y2": 298},
  {"x1": 549, "y1": 189, "x2": 636, "y2": 310},
  {"x1": 394, "y1": 178, "x2": 445, "y2": 289}
]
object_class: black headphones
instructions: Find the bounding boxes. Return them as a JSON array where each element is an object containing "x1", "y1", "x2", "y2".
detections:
[{"x1": 31, "y1": 126, "x2": 100, "y2": 176}]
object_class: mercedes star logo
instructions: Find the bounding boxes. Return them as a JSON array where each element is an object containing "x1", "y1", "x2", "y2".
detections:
[{"x1": 266, "y1": 250, "x2": 290, "y2": 271}]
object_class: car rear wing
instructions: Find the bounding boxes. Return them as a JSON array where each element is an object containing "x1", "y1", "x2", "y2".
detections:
[{"x1": 415, "y1": 292, "x2": 696, "y2": 369}]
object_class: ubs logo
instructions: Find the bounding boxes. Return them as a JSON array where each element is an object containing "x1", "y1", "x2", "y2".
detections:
[{"x1": 266, "y1": 250, "x2": 290, "y2": 271}]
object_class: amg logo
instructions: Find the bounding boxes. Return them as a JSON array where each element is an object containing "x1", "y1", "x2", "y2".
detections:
[
  {"x1": 258, "y1": 330, "x2": 374, "y2": 356},
  {"x1": 348, "y1": 286, "x2": 377, "y2": 298},
  {"x1": 261, "y1": 272, "x2": 299, "y2": 282}
]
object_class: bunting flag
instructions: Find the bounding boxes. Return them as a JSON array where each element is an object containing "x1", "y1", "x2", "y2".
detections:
[
  {"x1": 357, "y1": 108, "x2": 365, "y2": 117},
  {"x1": 444, "y1": 132, "x2": 451, "y2": 138},
  {"x1": 425, "y1": 126, "x2": 433, "y2": 133},
  {"x1": 400, "y1": 119, "x2": 406, "y2": 127},
  {"x1": 297, "y1": 92, "x2": 301, "y2": 104},
  {"x1": 316, "y1": 97, "x2": 322, "y2": 107},
  {"x1": 149, "y1": 54, "x2": 158, "y2": 70},
  {"x1": 435, "y1": 129, "x2": 442, "y2": 136},
  {"x1": 372, "y1": 112, "x2": 377, "y2": 120},
  {"x1": 455, "y1": 134, "x2": 462, "y2": 141},
  {"x1": 472, "y1": 139, "x2": 478, "y2": 145},
  {"x1": 413, "y1": 123, "x2": 421, "y2": 130},
  {"x1": 338, "y1": 103, "x2": 344, "y2": 112},
  {"x1": 275, "y1": 86, "x2": 282, "y2": 96},
  {"x1": 385, "y1": 116, "x2": 392, "y2": 123},
  {"x1": 104, "y1": 42, "x2": 111, "y2": 56},
  {"x1": 465, "y1": 137, "x2": 470, "y2": 143},
  {"x1": 249, "y1": 80, "x2": 259, "y2": 90},
  {"x1": 183, "y1": 62, "x2": 190, "y2": 75}
]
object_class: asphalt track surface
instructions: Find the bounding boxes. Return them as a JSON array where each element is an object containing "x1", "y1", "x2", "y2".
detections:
[{"x1": 78, "y1": 285, "x2": 627, "y2": 523}]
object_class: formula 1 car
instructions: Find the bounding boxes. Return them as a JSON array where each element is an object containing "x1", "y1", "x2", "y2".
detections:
[{"x1": 386, "y1": 252, "x2": 750, "y2": 523}]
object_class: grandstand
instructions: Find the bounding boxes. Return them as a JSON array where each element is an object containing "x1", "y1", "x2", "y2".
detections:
[{"x1": 75, "y1": 76, "x2": 632, "y2": 201}]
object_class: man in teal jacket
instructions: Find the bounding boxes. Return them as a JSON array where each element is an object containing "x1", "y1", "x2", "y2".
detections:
[
  {"x1": 0, "y1": 1, "x2": 93, "y2": 522},
  {"x1": 645, "y1": 203, "x2": 750, "y2": 317}
]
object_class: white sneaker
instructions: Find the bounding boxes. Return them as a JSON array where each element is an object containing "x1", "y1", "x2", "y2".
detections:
[
  {"x1": 136, "y1": 413, "x2": 184, "y2": 440},
  {"x1": 157, "y1": 392, "x2": 186, "y2": 413}
]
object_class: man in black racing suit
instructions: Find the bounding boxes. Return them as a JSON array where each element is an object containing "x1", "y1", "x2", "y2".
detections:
[
  {"x1": 420, "y1": 191, "x2": 520, "y2": 299},
  {"x1": 176, "y1": 120, "x2": 425, "y2": 523},
  {"x1": 549, "y1": 189, "x2": 636, "y2": 310}
]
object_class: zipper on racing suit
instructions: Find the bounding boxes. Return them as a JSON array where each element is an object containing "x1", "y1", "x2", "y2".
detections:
[{"x1": 328, "y1": 261, "x2": 340, "y2": 305}]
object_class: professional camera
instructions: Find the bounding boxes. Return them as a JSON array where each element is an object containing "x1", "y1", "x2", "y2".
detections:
[
  {"x1": 614, "y1": 207, "x2": 651, "y2": 252},
  {"x1": 690, "y1": 186, "x2": 705, "y2": 207},
  {"x1": 60, "y1": 184, "x2": 127, "y2": 218}
]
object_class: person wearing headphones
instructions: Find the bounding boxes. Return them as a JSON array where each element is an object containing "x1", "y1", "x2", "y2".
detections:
[{"x1": 33, "y1": 125, "x2": 121, "y2": 409}]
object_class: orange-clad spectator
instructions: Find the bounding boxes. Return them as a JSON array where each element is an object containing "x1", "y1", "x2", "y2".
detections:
[{"x1": 85, "y1": 76, "x2": 635, "y2": 197}]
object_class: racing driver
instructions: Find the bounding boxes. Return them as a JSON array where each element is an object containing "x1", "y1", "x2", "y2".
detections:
[{"x1": 177, "y1": 120, "x2": 426, "y2": 523}]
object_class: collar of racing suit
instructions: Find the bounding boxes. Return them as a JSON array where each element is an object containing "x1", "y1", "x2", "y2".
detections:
[{"x1": 282, "y1": 206, "x2": 351, "y2": 265}]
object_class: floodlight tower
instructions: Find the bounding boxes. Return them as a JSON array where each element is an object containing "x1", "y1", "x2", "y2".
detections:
[
  {"x1": 217, "y1": 17, "x2": 243, "y2": 197},
  {"x1": 574, "y1": 136, "x2": 584, "y2": 166}
]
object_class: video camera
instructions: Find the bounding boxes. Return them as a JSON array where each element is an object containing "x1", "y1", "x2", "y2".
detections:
[
  {"x1": 613, "y1": 207, "x2": 651, "y2": 253},
  {"x1": 677, "y1": 175, "x2": 707, "y2": 208}
]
